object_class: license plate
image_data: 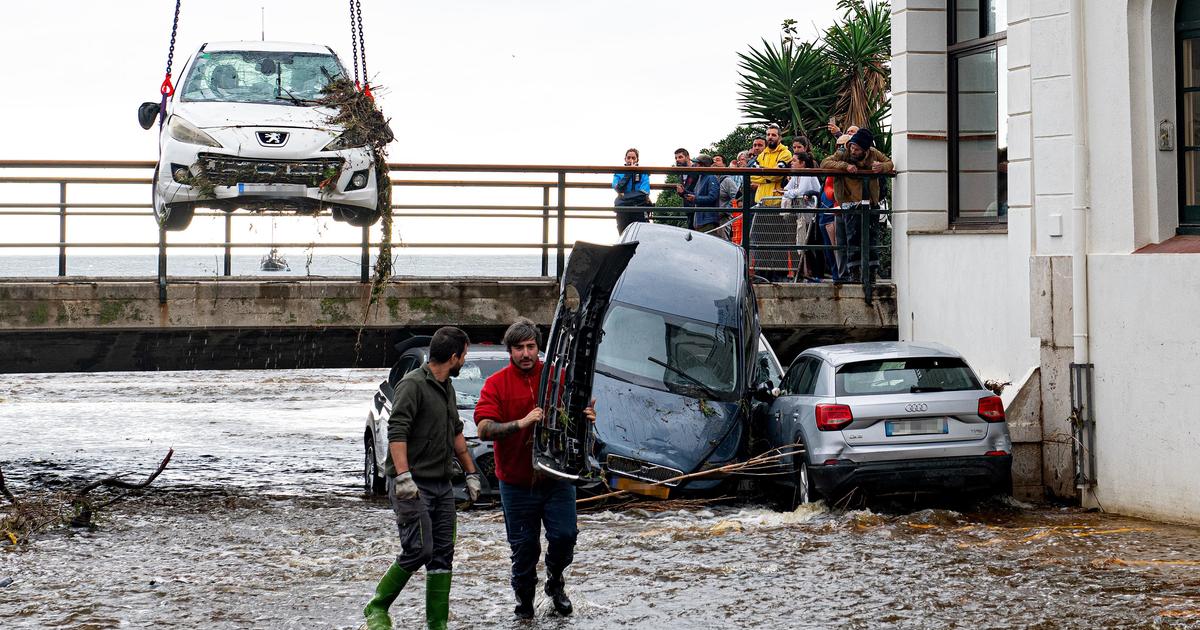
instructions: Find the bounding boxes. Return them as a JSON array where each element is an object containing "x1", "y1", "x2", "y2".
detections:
[
  {"x1": 237, "y1": 183, "x2": 306, "y2": 195},
  {"x1": 885, "y1": 418, "x2": 948, "y2": 436},
  {"x1": 612, "y1": 476, "x2": 670, "y2": 499}
]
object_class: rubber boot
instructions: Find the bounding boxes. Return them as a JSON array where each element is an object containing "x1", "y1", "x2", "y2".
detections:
[
  {"x1": 363, "y1": 562, "x2": 413, "y2": 630},
  {"x1": 425, "y1": 570, "x2": 451, "y2": 630},
  {"x1": 514, "y1": 585, "x2": 535, "y2": 620},
  {"x1": 545, "y1": 573, "x2": 573, "y2": 616}
]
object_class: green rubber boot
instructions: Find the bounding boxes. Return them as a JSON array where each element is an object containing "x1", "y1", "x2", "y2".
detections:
[
  {"x1": 364, "y1": 562, "x2": 413, "y2": 630},
  {"x1": 425, "y1": 570, "x2": 452, "y2": 630}
]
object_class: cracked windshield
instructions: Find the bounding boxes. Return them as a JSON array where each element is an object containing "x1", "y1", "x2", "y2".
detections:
[{"x1": 181, "y1": 51, "x2": 341, "y2": 103}]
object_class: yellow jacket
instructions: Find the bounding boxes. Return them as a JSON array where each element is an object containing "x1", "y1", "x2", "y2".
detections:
[{"x1": 751, "y1": 144, "x2": 793, "y2": 203}]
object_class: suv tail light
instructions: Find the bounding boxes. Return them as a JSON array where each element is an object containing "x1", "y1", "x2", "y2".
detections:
[
  {"x1": 815, "y1": 404, "x2": 854, "y2": 431},
  {"x1": 978, "y1": 396, "x2": 1005, "y2": 422}
]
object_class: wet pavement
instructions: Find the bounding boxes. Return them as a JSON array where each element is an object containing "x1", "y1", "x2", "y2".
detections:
[{"x1": 2, "y1": 370, "x2": 1199, "y2": 629}]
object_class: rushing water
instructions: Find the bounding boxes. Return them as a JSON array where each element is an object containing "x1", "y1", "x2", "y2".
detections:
[{"x1": 2, "y1": 370, "x2": 1199, "y2": 629}]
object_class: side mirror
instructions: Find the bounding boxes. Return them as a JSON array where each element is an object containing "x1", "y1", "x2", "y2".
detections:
[{"x1": 138, "y1": 102, "x2": 161, "y2": 130}]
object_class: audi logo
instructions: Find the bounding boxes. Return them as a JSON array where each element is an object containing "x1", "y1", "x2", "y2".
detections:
[{"x1": 904, "y1": 403, "x2": 929, "y2": 412}]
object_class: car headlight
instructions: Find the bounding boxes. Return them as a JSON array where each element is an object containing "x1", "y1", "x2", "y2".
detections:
[
  {"x1": 167, "y1": 116, "x2": 223, "y2": 148},
  {"x1": 323, "y1": 132, "x2": 364, "y2": 151}
]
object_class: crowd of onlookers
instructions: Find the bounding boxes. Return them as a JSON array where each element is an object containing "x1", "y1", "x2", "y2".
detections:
[{"x1": 611, "y1": 122, "x2": 893, "y2": 283}]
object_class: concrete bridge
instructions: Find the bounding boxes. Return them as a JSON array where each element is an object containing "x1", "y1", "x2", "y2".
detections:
[{"x1": 0, "y1": 278, "x2": 895, "y2": 372}]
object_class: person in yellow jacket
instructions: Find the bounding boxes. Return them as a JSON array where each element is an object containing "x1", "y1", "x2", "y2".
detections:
[{"x1": 750, "y1": 124, "x2": 793, "y2": 204}]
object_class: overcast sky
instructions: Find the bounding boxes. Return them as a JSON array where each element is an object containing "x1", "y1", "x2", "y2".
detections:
[{"x1": 0, "y1": 0, "x2": 841, "y2": 254}]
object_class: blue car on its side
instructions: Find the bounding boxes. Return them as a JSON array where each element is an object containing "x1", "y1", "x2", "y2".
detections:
[{"x1": 591, "y1": 223, "x2": 781, "y2": 497}]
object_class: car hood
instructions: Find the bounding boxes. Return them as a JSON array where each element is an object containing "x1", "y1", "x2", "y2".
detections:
[
  {"x1": 592, "y1": 372, "x2": 743, "y2": 476},
  {"x1": 172, "y1": 101, "x2": 339, "y2": 130}
]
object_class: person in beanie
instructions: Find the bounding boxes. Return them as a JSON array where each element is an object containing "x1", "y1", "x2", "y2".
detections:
[
  {"x1": 363, "y1": 326, "x2": 483, "y2": 630},
  {"x1": 821, "y1": 128, "x2": 893, "y2": 282},
  {"x1": 474, "y1": 318, "x2": 598, "y2": 619}
]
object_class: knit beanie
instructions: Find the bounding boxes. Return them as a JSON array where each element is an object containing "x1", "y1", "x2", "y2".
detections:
[{"x1": 849, "y1": 128, "x2": 874, "y2": 151}]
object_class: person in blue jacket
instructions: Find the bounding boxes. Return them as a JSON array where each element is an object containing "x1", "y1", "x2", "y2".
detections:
[
  {"x1": 684, "y1": 154, "x2": 722, "y2": 236},
  {"x1": 612, "y1": 148, "x2": 652, "y2": 234}
]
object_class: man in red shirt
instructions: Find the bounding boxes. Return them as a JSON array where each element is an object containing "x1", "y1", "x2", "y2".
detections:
[{"x1": 475, "y1": 318, "x2": 596, "y2": 619}]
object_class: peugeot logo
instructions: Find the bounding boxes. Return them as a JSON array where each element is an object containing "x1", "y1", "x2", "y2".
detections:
[
  {"x1": 904, "y1": 403, "x2": 929, "y2": 412},
  {"x1": 257, "y1": 131, "x2": 289, "y2": 147}
]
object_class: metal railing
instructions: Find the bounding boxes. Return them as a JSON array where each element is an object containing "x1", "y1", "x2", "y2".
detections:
[{"x1": 0, "y1": 161, "x2": 893, "y2": 301}]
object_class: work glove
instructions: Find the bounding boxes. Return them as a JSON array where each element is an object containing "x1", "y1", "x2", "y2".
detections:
[
  {"x1": 393, "y1": 471, "x2": 419, "y2": 501},
  {"x1": 465, "y1": 473, "x2": 483, "y2": 503}
]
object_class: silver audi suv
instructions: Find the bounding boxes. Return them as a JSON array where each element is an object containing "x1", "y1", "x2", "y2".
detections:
[{"x1": 763, "y1": 341, "x2": 1013, "y2": 506}]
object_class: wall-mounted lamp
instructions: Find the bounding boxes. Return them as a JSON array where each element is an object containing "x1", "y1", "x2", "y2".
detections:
[{"x1": 1158, "y1": 119, "x2": 1175, "y2": 151}]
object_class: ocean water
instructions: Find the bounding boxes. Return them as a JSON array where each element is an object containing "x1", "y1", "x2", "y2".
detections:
[{"x1": 0, "y1": 253, "x2": 548, "y2": 278}]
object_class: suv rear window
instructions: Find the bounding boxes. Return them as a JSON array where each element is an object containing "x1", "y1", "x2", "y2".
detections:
[{"x1": 836, "y1": 357, "x2": 980, "y2": 396}]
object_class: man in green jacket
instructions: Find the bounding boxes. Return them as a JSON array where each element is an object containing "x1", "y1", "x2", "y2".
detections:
[{"x1": 364, "y1": 326, "x2": 483, "y2": 630}]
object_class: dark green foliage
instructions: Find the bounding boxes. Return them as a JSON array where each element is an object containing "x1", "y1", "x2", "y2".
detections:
[{"x1": 738, "y1": 2, "x2": 891, "y2": 159}]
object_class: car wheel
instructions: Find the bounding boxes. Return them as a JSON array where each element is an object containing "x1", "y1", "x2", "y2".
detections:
[
  {"x1": 794, "y1": 456, "x2": 814, "y2": 505},
  {"x1": 364, "y1": 431, "x2": 387, "y2": 495},
  {"x1": 152, "y1": 166, "x2": 196, "y2": 231},
  {"x1": 787, "y1": 443, "x2": 823, "y2": 509},
  {"x1": 344, "y1": 207, "x2": 382, "y2": 227}
]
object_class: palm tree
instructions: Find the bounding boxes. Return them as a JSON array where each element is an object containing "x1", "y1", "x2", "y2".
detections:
[
  {"x1": 738, "y1": 1, "x2": 892, "y2": 155},
  {"x1": 737, "y1": 39, "x2": 839, "y2": 139}
]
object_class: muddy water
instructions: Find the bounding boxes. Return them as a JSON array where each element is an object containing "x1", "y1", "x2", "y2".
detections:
[{"x1": 2, "y1": 370, "x2": 1199, "y2": 629}]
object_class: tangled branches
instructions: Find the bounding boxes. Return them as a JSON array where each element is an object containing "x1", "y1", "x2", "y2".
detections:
[
  {"x1": 1, "y1": 449, "x2": 174, "y2": 547},
  {"x1": 318, "y1": 77, "x2": 396, "y2": 359},
  {"x1": 576, "y1": 444, "x2": 803, "y2": 507}
]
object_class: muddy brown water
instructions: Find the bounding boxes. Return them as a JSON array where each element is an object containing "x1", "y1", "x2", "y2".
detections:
[{"x1": 2, "y1": 370, "x2": 1199, "y2": 629}]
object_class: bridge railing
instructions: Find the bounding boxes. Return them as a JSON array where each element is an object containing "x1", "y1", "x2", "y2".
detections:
[{"x1": 0, "y1": 161, "x2": 892, "y2": 301}]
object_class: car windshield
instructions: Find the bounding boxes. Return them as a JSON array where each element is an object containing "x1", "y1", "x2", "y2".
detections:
[
  {"x1": 453, "y1": 358, "x2": 508, "y2": 408},
  {"x1": 836, "y1": 357, "x2": 980, "y2": 396},
  {"x1": 595, "y1": 302, "x2": 740, "y2": 401},
  {"x1": 180, "y1": 50, "x2": 342, "y2": 104}
]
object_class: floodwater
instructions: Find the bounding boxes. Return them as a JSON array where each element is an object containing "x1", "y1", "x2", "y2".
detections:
[{"x1": 1, "y1": 370, "x2": 1199, "y2": 629}]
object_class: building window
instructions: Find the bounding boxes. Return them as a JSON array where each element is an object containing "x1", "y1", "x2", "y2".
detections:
[
  {"x1": 949, "y1": 1, "x2": 1008, "y2": 224},
  {"x1": 1178, "y1": 1, "x2": 1200, "y2": 233}
]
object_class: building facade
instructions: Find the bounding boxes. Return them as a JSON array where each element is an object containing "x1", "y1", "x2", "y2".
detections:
[{"x1": 892, "y1": 0, "x2": 1200, "y2": 523}]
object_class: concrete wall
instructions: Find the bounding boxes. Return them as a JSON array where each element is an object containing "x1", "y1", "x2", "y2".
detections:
[
  {"x1": 1087, "y1": 254, "x2": 1200, "y2": 523},
  {"x1": 0, "y1": 279, "x2": 897, "y2": 372}
]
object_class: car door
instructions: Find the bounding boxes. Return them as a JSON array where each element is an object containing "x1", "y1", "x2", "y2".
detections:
[{"x1": 767, "y1": 355, "x2": 821, "y2": 467}]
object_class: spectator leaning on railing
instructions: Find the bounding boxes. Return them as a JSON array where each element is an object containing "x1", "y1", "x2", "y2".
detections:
[
  {"x1": 820, "y1": 128, "x2": 893, "y2": 283},
  {"x1": 612, "y1": 148, "x2": 652, "y2": 234}
]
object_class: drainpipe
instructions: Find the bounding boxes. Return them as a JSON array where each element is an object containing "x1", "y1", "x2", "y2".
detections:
[
  {"x1": 1070, "y1": 0, "x2": 1090, "y2": 365},
  {"x1": 1069, "y1": 0, "x2": 1097, "y2": 502}
]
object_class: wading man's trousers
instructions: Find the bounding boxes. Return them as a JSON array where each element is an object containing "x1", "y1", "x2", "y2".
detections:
[{"x1": 498, "y1": 479, "x2": 578, "y2": 593}]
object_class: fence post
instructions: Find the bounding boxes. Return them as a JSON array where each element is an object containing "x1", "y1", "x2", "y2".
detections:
[
  {"x1": 157, "y1": 226, "x2": 168, "y2": 305},
  {"x1": 541, "y1": 186, "x2": 550, "y2": 277},
  {"x1": 361, "y1": 224, "x2": 370, "y2": 283},
  {"x1": 860, "y1": 178, "x2": 872, "y2": 304},
  {"x1": 556, "y1": 171, "x2": 566, "y2": 280},
  {"x1": 58, "y1": 182, "x2": 67, "y2": 277},
  {"x1": 223, "y1": 213, "x2": 232, "y2": 276},
  {"x1": 740, "y1": 174, "x2": 753, "y2": 280}
]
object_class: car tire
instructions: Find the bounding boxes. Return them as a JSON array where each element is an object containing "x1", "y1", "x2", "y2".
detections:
[
  {"x1": 363, "y1": 431, "x2": 387, "y2": 496},
  {"x1": 344, "y1": 207, "x2": 382, "y2": 227},
  {"x1": 152, "y1": 166, "x2": 196, "y2": 231},
  {"x1": 784, "y1": 442, "x2": 822, "y2": 509}
]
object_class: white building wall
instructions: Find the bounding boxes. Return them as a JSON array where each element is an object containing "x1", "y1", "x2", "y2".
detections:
[
  {"x1": 893, "y1": 0, "x2": 1200, "y2": 522},
  {"x1": 1087, "y1": 254, "x2": 1200, "y2": 523}
]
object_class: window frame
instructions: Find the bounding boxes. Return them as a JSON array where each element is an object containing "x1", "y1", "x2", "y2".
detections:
[
  {"x1": 948, "y1": 2, "x2": 1009, "y2": 226},
  {"x1": 1177, "y1": 14, "x2": 1200, "y2": 234}
]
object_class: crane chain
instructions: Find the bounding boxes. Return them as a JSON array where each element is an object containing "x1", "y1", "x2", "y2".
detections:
[
  {"x1": 356, "y1": 0, "x2": 369, "y2": 87},
  {"x1": 348, "y1": 0, "x2": 360, "y2": 88}
]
